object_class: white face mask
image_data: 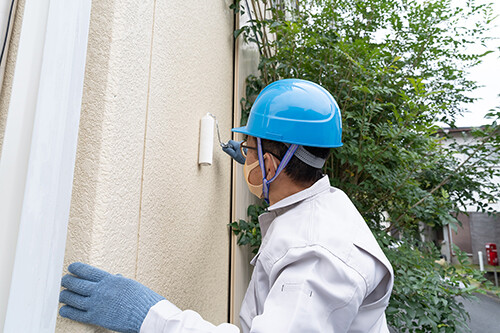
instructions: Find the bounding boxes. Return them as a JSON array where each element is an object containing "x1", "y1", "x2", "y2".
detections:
[{"x1": 243, "y1": 156, "x2": 277, "y2": 199}]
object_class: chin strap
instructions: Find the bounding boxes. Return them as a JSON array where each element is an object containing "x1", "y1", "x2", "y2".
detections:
[{"x1": 257, "y1": 137, "x2": 299, "y2": 203}]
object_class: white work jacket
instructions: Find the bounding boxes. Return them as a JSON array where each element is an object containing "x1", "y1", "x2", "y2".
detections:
[{"x1": 140, "y1": 176, "x2": 393, "y2": 333}]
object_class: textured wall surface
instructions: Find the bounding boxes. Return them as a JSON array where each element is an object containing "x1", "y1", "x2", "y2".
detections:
[
  {"x1": 58, "y1": 0, "x2": 234, "y2": 331},
  {"x1": 135, "y1": 0, "x2": 234, "y2": 321},
  {"x1": 0, "y1": 0, "x2": 25, "y2": 157}
]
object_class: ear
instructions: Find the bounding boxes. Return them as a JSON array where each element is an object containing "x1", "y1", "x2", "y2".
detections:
[{"x1": 264, "y1": 153, "x2": 277, "y2": 180}]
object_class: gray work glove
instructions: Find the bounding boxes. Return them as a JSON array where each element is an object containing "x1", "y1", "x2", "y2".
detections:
[
  {"x1": 59, "y1": 262, "x2": 165, "y2": 333},
  {"x1": 222, "y1": 140, "x2": 246, "y2": 165}
]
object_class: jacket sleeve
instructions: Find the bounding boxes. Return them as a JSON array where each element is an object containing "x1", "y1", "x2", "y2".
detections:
[
  {"x1": 248, "y1": 245, "x2": 367, "y2": 332},
  {"x1": 140, "y1": 245, "x2": 367, "y2": 333},
  {"x1": 140, "y1": 300, "x2": 240, "y2": 333}
]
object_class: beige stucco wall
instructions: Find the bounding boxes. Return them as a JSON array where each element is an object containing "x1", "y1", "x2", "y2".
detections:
[
  {"x1": 58, "y1": 0, "x2": 235, "y2": 331},
  {"x1": 0, "y1": 0, "x2": 24, "y2": 157}
]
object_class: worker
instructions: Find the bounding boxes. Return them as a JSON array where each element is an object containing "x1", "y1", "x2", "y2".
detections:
[{"x1": 59, "y1": 79, "x2": 394, "y2": 332}]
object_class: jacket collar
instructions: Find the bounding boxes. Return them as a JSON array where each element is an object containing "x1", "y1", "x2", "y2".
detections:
[
  {"x1": 257, "y1": 175, "x2": 331, "y2": 240},
  {"x1": 268, "y1": 175, "x2": 331, "y2": 211}
]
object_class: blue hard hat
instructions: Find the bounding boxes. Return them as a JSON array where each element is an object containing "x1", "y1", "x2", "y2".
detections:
[{"x1": 232, "y1": 79, "x2": 342, "y2": 148}]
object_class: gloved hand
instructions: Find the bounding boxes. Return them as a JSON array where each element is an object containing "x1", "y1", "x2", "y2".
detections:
[
  {"x1": 59, "y1": 262, "x2": 165, "y2": 333},
  {"x1": 222, "y1": 140, "x2": 246, "y2": 165}
]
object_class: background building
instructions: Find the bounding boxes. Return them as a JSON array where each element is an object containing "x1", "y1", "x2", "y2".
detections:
[{"x1": 440, "y1": 127, "x2": 500, "y2": 266}]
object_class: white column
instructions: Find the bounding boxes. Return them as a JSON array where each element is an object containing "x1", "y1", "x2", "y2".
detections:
[
  {"x1": 0, "y1": 0, "x2": 51, "y2": 327},
  {"x1": 478, "y1": 251, "x2": 484, "y2": 271},
  {"x1": 0, "y1": 0, "x2": 91, "y2": 331}
]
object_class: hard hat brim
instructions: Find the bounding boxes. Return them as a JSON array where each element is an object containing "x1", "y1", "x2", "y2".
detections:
[
  {"x1": 232, "y1": 126, "x2": 252, "y2": 137},
  {"x1": 231, "y1": 126, "x2": 343, "y2": 148}
]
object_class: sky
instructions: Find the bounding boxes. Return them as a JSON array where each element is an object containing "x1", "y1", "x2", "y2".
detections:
[{"x1": 455, "y1": 0, "x2": 500, "y2": 127}]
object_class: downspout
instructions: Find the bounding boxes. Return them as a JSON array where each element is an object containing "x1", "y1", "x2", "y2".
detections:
[{"x1": 0, "y1": 0, "x2": 17, "y2": 94}]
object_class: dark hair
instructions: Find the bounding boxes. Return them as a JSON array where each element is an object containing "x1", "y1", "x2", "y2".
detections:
[{"x1": 261, "y1": 139, "x2": 330, "y2": 186}]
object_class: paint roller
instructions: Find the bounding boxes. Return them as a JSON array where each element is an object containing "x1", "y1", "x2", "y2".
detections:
[{"x1": 198, "y1": 113, "x2": 228, "y2": 166}]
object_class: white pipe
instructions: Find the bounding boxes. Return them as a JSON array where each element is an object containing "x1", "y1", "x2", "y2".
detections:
[
  {"x1": 478, "y1": 251, "x2": 484, "y2": 272},
  {"x1": 0, "y1": 0, "x2": 11, "y2": 30},
  {"x1": 0, "y1": 0, "x2": 18, "y2": 92},
  {"x1": 0, "y1": 0, "x2": 91, "y2": 331}
]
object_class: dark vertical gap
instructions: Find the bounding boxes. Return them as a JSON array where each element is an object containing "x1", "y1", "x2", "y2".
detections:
[
  {"x1": 136, "y1": 0, "x2": 157, "y2": 279},
  {"x1": 227, "y1": 0, "x2": 238, "y2": 323}
]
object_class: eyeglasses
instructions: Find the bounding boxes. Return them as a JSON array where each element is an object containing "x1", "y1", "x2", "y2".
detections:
[
  {"x1": 240, "y1": 140, "x2": 256, "y2": 158},
  {"x1": 240, "y1": 139, "x2": 281, "y2": 160}
]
